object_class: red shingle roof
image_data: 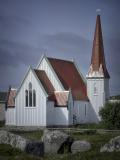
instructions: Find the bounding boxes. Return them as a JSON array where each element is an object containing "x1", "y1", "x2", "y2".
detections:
[
  {"x1": 34, "y1": 69, "x2": 55, "y2": 94},
  {"x1": 49, "y1": 91, "x2": 69, "y2": 106},
  {"x1": 91, "y1": 15, "x2": 110, "y2": 78},
  {"x1": 48, "y1": 57, "x2": 88, "y2": 101}
]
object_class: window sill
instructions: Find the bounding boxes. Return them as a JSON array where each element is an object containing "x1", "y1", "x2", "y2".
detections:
[{"x1": 24, "y1": 106, "x2": 36, "y2": 109}]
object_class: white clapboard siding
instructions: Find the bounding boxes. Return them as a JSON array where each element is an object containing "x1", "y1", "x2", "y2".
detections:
[
  {"x1": 74, "y1": 101, "x2": 90, "y2": 124},
  {"x1": 47, "y1": 102, "x2": 69, "y2": 126},
  {"x1": 38, "y1": 57, "x2": 64, "y2": 91},
  {"x1": 6, "y1": 108, "x2": 16, "y2": 125},
  {"x1": 87, "y1": 78, "x2": 106, "y2": 121},
  {"x1": 15, "y1": 69, "x2": 47, "y2": 126}
]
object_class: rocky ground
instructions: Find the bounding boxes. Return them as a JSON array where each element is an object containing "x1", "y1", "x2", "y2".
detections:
[{"x1": 0, "y1": 128, "x2": 120, "y2": 159}]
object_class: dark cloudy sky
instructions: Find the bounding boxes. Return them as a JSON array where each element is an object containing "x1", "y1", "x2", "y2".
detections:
[{"x1": 0, "y1": 0, "x2": 120, "y2": 95}]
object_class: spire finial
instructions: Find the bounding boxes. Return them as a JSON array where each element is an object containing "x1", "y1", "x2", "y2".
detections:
[{"x1": 96, "y1": 9, "x2": 101, "y2": 15}]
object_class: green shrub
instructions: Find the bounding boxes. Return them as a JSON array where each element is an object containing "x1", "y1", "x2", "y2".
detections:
[{"x1": 99, "y1": 102, "x2": 120, "y2": 129}]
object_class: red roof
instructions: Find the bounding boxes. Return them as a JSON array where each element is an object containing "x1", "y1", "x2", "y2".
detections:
[
  {"x1": 34, "y1": 69, "x2": 55, "y2": 94},
  {"x1": 48, "y1": 57, "x2": 88, "y2": 101},
  {"x1": 7, "y1": 89, "x2": 17, "y2": 108},
  {"x1": 49, "y1": 91, "x2": 69, "y2": 106},
  {"x1": 91, "y1": 15, "x2": 110, "y2": 78}
]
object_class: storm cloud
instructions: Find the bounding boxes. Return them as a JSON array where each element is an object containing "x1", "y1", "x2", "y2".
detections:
[{"x1": 0, "y1": 0, "x2": 120, "y2": 95}]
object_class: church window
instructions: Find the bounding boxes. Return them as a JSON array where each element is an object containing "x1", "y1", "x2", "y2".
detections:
[
  {"x1": 33, "y1": 90, "x2": 36, "y2": 107},
  {"x1": 25, "y1": 90, "x2": 28, "y2": 107},
  {"x1": 29, "y1": 82, "x2": 32, "y2": 106},
  {"x1": 25, "y1": 82, "x2": 36, "y2": 107}
]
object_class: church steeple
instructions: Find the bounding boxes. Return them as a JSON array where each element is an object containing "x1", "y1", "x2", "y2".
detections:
[
  {"x1": 88, "y1": 14, "x2": 110, "y2": 78},
  {"x1": 86, "y1": 14, "x2": 110, "y2": 122}
]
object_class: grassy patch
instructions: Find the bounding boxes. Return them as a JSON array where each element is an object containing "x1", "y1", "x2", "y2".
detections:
[
  {"x1": 11, "y1": 130, "x2": 43, "y2": 141},
  {"x1": 73, "y1": 123, "x2": 105, "y2": 129},
  {"x1": 0, "y1": 121, "x2": 5, "y2": 127}
]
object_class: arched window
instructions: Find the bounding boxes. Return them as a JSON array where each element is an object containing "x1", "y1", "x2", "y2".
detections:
[
  {"x1": 25, "y1": 90, "x2": 28, "y2": 107},
  {"x1": 33, "y1": 90, "x2": 36, "y2": 107},
  {"x1": 29, "y1": 82, "x2": 32, "y2": 106},
  {"x1": 25, "y1": 82, "x2": 36, "y2": 107}
]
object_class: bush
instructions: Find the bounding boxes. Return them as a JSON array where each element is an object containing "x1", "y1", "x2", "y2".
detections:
[{"x1": 99, "y1": 102, "x2": 120, "y2": 129}]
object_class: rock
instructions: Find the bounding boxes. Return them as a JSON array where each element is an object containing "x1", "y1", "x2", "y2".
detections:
[
  {"x1": 0, "y1": 130, "x2": 29, "y2": 151},
  {"x1": 100, "y1": 136, "x2": 120, "y2": 152},
  {"x1": 42, "y1": 129, "x2": 73, "y2": 153},
  {"x1": 0, "y1": 130, "x2": 44, "y2": 157},
  {"x1": 25, "y1": 141, "x2": 44, "y2": 157},
  {"x1": 71, "y1": 140, "x2": 91, "y2": 153}
]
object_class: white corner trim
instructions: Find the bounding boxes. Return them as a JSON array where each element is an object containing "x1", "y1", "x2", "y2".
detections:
[
  {"x1": 45, "y1": 57, "x2": 65, "y2": 90},
  {"x1": 36, "y1": 55, "x2": 65, "y2": 90},
  {"x1": 31, "y1": 68, "x2": 48, "y2": 97},
  {"x1": 36, "y1": 53, "x2": 47, "y2": 69}
]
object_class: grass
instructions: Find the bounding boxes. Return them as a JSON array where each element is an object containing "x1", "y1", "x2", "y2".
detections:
[
  {"x1": 0, "y1": 121, "x2": 5, "y2": 127},
  {"x1": 0, "y1": 130, "x2": 120, "y2": 160},
  {"x1": 72, "y1": 123, "x2": 106, "y2": 129},
  {"x1": 11, "y1": 130, "x2": 43, "y2": 141}
]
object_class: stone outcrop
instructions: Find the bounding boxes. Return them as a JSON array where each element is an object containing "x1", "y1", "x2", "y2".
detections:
[
  {"x1": 0, "y1": 130, "x2": 44, "y2": 157},
  {"x1": 25, "y1": 141, "x2": 44, "y2": 156},
  {"x1": 42, "y1": 129, "x2": 73, "y2": 153},
  {"x1": 100, "y1": 136, "x2": 120, "y2": 152},
  {"x1": 71, "y1": 140, "x2": 91, "y2": 153}
]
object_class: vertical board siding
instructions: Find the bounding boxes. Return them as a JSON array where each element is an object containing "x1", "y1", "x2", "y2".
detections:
[
  {"x1": 47, "y1": 102, "x2": 68, "y2": 126},
  {"x1": 6, "y1": 108, "x2": 16, "y2": 125},
  {"x1": 87, "y1": 79, "x2": 105, "y2": 120},
  {"x1": 16, "y1": 69, "x2": 47, "y2": 126},
  {"x1": 74, "y1": 101, "x2": 90, "y2": 124},
  {"x1": 38, "y1": 58, "x2": 64, "y2": 91}
]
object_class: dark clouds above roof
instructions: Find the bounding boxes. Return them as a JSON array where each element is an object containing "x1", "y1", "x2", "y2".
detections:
[{"x1": 0, "y1": 0, "x2": 120, "y2": 95}]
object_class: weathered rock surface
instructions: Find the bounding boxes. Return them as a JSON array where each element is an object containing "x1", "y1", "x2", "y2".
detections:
[
  {"x1": 100, "y1": 136, "x2": 120, "y2": 152},
  {"x1": 0, "y1": 130, "x2": 29, "y2": 151},
  {"x1": 42, "y1": 129, "x2": 73, "y2": 153},
  {"x1": 25, "y1": 141, "x2": 44, "y2": 156},
  {"x1": 71, "y1": 140, "x2": 91, "y2": 153},
  {"x1": 0, "y1": 130, "x2": 44, "y2": 157}
]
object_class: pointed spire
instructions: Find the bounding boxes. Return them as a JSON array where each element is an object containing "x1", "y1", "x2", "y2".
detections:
[{"x1": 90, "y1": 14, "x2": 110, "y2": 78}]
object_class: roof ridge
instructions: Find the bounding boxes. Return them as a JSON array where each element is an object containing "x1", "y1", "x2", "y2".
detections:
[{"x1": 47, "y1": 57, "x2": 73, "y2": 63}]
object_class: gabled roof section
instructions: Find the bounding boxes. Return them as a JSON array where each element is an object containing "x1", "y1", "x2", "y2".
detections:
[
  {"x1": 7, "y1": 88, "x2": 17, "y2": 108},
  {"x1": 34, "y1": 69, "x2": 55, "y2": 95},
  {"x1": 49, "y1": 91, "x2": 69, "y2": 106},
  {"x1": 90, "y1": 14, "x2": 110, "y2": 78},
  {"x1": 47, "y1": 57, "x2": 88, "y2": 101}
]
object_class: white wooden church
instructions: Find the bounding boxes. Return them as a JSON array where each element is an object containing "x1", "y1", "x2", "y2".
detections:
[{"x1": 6, "y1": 15, "x2": 110, "y2": 126}]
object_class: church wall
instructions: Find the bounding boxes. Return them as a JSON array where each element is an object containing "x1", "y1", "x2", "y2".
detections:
[
  {"x1": 38, "y1": 57, "x2": 64, "y2": 91},
  {"x1": 46, "y1": 102, "x2": 69, "y2": 126},
  {"x1": 6, "y1": 108, "x2": 16, "y2": 125},
  {"x1": 74, "y1": 101, "x2": 89, "y2": 124},
  {"x1": 15, "y1": 69, "x2": 47, "y2": 126},
  {"x1": 87, "y1": 78, "x2": 105, "y2": 120}
]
